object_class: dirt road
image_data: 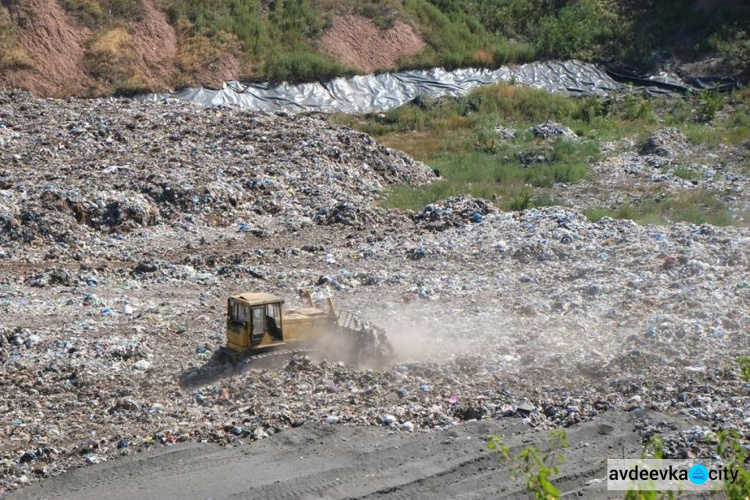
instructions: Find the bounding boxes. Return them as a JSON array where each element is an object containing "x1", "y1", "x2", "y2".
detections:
[{"x1": 11, "y1": 411, "x2": 652, "y2": 500}]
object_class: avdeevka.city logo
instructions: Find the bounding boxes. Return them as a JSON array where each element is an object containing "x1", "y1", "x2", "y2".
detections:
[
  {"x1": 688, "y1": 464, "x2": 709, "y2": 485},
  {"x1": 607, "y1": 459, "x2": 737, "y2": 491}
]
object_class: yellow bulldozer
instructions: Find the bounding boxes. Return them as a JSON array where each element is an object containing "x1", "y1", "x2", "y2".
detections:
[{"x1": 217, "y1": 290, "x2": 393, "y2": 367}]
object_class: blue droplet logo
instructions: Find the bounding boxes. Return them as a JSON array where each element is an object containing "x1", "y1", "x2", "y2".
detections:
[{"x1": 689, "y1": 464, "x2": 709, "y2": 485}]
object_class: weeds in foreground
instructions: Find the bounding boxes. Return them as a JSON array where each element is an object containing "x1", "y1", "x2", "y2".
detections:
[
  {"x1": 715, "y1": 429, "x2": 750, "y2": 498},
  {"x1": 622, "y1": 436, "x2": 677, "y2": 500},
  {"x1": 718, "y1": 358, "x2": 750, "y2": 498},
  {"x1": 487, "y1": 430, "x2": 568, "y2": 500},
  {"x1": 483, "y1": 359, "x2": 750, "y2": 499}
]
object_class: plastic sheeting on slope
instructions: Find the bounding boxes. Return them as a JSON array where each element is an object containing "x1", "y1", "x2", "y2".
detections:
[{"x1": 134, "y1": 59, "x2": 710, "y2": 114}]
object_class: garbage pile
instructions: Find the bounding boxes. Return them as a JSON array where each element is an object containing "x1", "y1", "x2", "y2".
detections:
[
  {"x1": 639, "y1": 127, "x2": 689, "y2": 158},
  {"x1": 1, "y1": 94, "x2": 750, "y2": 492},
  {"x1": 413, "y1": 195, "x2": 498, "y2": 231},
  {"x1": 530, "y1": 120, "x2": 579, "y2": 141},
  {"x1": 0, "y1": 92, "x2": 435, "y2": 251}
]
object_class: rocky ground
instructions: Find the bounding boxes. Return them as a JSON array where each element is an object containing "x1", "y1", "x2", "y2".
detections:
[{"x1": 1, "y1": 92, "x2": 749, "y2": 496}]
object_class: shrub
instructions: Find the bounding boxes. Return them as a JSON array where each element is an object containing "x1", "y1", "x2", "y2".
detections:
[
  {"x1": 508, "y1": 190, "x2": 533, "y2": 211},
  {"x1": 263, "y1": 50, "x2": 354, "y2": 82},
  {"x1": 665, "y1": 97, "x2": 692, "y2": 124},
  {"x1": 62, "y1": 0, "x2": 104, "y2": 28},
  {"x1": 534, "y1": 0, "x2": 616, "y2": 60},
  {"x1": 488, "y1": 430, "x2": 569, "y2": 500},
  {"x1": 697, "y1": 89, "x2": 725, "y2": 123}
]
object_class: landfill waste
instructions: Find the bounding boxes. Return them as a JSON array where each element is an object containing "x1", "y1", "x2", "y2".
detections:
[
  {"x1": 530, "y1": 120, "x2": 579, "y2": 141},
  {"x1": 413, "y1": 196, "x2": 498, "y2": 231},
  {"x1": 639, "y1": 127, "x2": 689, "y2": 158},
  {"x1": 493, "y1": 125, "x2": 517, "y2": 140},
  {"x1": 1, "y1": 92, "x2": 749, "y2": 492},
  {"x1": 554, "y1": 127, "x2": 749, "y2": 214},
  {"x1": 0, "y1": 90, "x2": 435, "y2": 250}
]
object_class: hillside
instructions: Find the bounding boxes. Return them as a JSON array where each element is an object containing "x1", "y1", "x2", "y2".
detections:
[{"x1": 0, "y1": 0, "x2": 748, "y2": 96}]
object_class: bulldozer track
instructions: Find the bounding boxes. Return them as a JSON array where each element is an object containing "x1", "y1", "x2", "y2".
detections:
[
  {"x1": 11, "y1": 412, "x2": 644, "y2": 500},
  {"x1": 237, "y1": 346, "x2": 324, "y2": 370},
  {"x1": 245, "y1": 347, "x2": 319, "y2": 361}
]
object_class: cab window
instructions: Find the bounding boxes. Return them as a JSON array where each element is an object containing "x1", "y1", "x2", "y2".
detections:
[
  {"x1": 266, "y1": 303, "x2": 281, "y2": 326},
  {"x1": 229, "y1": 299, "x2": 249, "y2": 326},
  {"x1": 251, "y1": 307, "x2": 265, "y2": 336}
]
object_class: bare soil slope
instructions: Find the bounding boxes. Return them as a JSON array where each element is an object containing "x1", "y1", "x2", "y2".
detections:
[
  {"x1": 130, "y1": 0, "x2": 178, "y2": 89},
  {"x1": 0, "y1": 0, "x2": 181, "y2": 96},
  {"x1": 319, "y1": 15, "x2": 425, "y2": 73},
  {"x1": 0, "y1": 0, "x2": 91, "y2": 96}
]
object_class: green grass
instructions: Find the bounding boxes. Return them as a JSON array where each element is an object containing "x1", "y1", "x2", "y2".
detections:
[
  {"x1": 333, "y1": 84, "x2": 629, "y2": 210},
  {"x1": 264, "y1": 49, "x2": 354, "y2": 82},
  {"x1": 379, "y1": 143, "x2": 592, "y2": 211},
  {"x1": 159, "y1": 0, "x2": 748, "y2": 83},
  {"x1": 61, "y1": 0, "x2": 144, "y2": 28},
  {"x1": 166, "y1": 0, "x2": 352, "y2": 82},
  {"x1": 673, "y1": 165, "x2": 700, "y2": 181},
  {"x1": 584, "y1": 190, "x2": 745, "y2": 227},
  {"x1": 333, "y1": 83, "x2": 750, "y2": 225},
  {"x1": 7, "y1": 0, "x2": 750, "y2": 88}
]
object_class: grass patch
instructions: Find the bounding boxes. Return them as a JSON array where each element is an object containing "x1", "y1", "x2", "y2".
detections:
[
  {"x1": 264, "y1": 49, "x2": 354, "y2": 82},
  {"x1": 55, "y1": 0, "x2": 147, "y2": 93},
  {"x1": 85, "y1": 27, "x2": 134, "y2": 81},
  {"x1": 84, "y1": 26, "x2": 153, "y2": 94},
  {"x1": 372, "y1": 134, "x2": 596, "y2": 210},
  {"x1": 62, "y1": 0, "x2": 144, "y2": 28},
  {"x1": 584, "y1": 190, "x2": 745, "y2": 227},
  {"x1": 167, "y1": 0, "x2": 354, "y2": 82},
  {"x1": 159, "y1": 0, "x2": 749, "y2": 83},
  {"x1": 172, "y1": 18, "x2": 241, "y2": 81},
  {"x1": 673, "y1": 165, "x2": 701, "y2": 181},
  {"x1": 0, "y1": 16, "x2": 32, "y2": 71},
  {"x1": 333, "y1": 84, "x2": 636, "y2": 211},
  {"x1": 62, "y1": 0, "x2": 104, "y2": 28},
  {"x1": 334, "y1": 82, "x2": 749, "y2": 222}
]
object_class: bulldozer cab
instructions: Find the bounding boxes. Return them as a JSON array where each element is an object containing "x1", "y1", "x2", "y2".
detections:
[{"x1": 227, "y1": 293, "x2": 285, "y2": 353}]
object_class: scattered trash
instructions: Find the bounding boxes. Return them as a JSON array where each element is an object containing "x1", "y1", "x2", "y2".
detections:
[
  {"x1": 530, "y1": 120, "x2": 578, "y2": 141},
  {"x1": 134, "y1": 360, "x2": 151, "y2": 370},
  {"x1": 1, "y1": 91, "x2": 748, "y2": 494}
]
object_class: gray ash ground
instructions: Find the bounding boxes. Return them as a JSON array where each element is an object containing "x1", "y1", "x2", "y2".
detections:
[{"x1": 1, "y1": 92, "x2": 749, "y2": 493}]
